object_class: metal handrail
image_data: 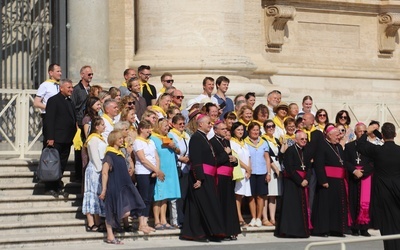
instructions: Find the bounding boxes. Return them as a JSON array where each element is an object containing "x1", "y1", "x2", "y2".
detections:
[{"x1": 305, "y1": 233, "x2": 400, "y2": 250}]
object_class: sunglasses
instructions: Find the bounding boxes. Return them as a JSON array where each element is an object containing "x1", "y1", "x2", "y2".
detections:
[
  {"x1": 299, "y1": 138, "x2": 308, "y2": 141},
  {"x1": 88, "y1": 73, "x2": 94, "y2": 76},
  {"x1": 339, "y1": 129, "x2": 346, "y2": 133},
  {"x1": 174, "y1": 96, "x2": 184, "y2": 99},
  {"x1": 340, "y1": 116, "x2": 348, "y2": 119},
  {"x1": 165, "y1": 79, "x2": 174, "y2": 84},
  {"x1": 318, "y1": 114, "x2": 326, "y2": 117},
  {"x1": 127, "y1": 102, "x2": 135, "y2": 105},
  {"x1": 265, "y1": 125, "x2": 275, "y2": 129}
]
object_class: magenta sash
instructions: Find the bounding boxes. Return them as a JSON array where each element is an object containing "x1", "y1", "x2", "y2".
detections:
[
  {"x1": 217, "y1": 166, "x2": 233, "y2": 177},
  {"x1": 203, "y1": 163, "x2": 217, "y2": 177},
  {"x1": 296, "y1": 170, "x2": 313, "y2": 229},
  {"x1": 355, "y1": 166, "x2": 372, "y2": 225},
  {"x1": 325, "y1": 166, "x2": 352, "y2": 226}
]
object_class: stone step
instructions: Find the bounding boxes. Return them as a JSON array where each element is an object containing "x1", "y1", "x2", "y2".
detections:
[
  {"x1": 0, "y1": 194, "x2": 82, "y2": 209},
  {"x1": 0, "y1": 206, "x2": 85, "y2": 223},
  {"x1": 0, "y1": 219, "x2": 87, "y2": 235},
  {"x1": 0, "y1": 171, "x2": 75, "y2": 184},
  {"x1": 0, "y1": 181, "x2": 81, "y2": 191},
  {"x1": 0, "y1": 160, "x2": 75, "y2": 172}
]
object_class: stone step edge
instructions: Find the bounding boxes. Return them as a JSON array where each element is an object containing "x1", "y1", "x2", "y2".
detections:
[
  {"x1": 0, "y1": 159, "x2": 74, "y2": 167},
  {"x1": 0, "y1": 206, "x2": 81, "y2": 215},
  {"x1": 0, "y1": 227, "x2": 274, "y2": 245},
  {"x1": 0, "y1": 194, "x2": 82, "y2": 202},
  {"x1": 0, "y1": 182, "x2": 81, "y2": 189},
  {"x1": 0, "y1": 171, "x2": 74, "y2": 177},
  {"x1": 0, "y1": 219, "x2": 85, "y2": 230}
]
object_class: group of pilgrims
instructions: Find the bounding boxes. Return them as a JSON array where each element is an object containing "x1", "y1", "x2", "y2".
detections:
[{"x1": 77, "y1": 73, "x2": 400, "y2": 249}]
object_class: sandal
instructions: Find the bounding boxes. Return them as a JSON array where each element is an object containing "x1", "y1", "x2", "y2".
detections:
[
  {"x1": 105, "y1": 238, "x2": 123, "y2": 245},
  {"x1": 154, "y1": 223, "x2": 164, "y2": 230},
  {"x1": 86, "y1": 224, "x2": 98, "y2": 232},
  {"x1": 163, "y1": 223, "x2": 174, "y2": 230},
  {"x1": 96, "y1": 223, "x2": 106, "y2": 232},
  {"x1": 262, "y1": 219, "x2": 273, "y2": 226},
  {"x1": 138, "y1": 225, "x2": 152, "y2": 234}
]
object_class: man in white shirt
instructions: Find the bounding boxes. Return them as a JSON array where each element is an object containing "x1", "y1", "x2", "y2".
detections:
[
  {"x1": 193, "y1": 77, "x2": 218, "y2": 105},
  {"x1": 266, "y1": 90, "x2": 281, "y2": 119},
  {"x1": 101, "y1": 99, "x2": 119, "y2": 142}
]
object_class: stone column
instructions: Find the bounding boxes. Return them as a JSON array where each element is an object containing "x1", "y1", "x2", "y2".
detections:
[{"x1": 67, "y1": 0, "x2": 109, "y2": 84}]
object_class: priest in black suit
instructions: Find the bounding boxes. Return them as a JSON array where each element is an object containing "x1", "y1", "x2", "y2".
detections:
[{"x1": 44, "y1": 79, "x2": 77, "y2": 197}]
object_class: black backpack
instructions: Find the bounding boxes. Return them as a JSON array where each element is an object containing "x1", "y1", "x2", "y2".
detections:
[{"x1": 37, "y1": 147, "x2": 62, "y2": 181}]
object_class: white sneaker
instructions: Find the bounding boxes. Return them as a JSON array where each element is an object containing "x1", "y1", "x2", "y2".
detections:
[
  {"x1": 249, "y1": 218, "x2": 256, "y2": 227},
  {"x1": 255, "y1": 218, "x2": 262, "y2": 227}
]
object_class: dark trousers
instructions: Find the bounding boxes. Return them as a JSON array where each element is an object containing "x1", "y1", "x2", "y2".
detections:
[
  {"x1": 41, "y1": 114, "x2": 47, "y2": 149},
  {"x1": 177, "y1": 172, "x2": 189, "y2": 225},
  {"x1": 44, "y1": 142, "x2": 71, "y2": 192},
  {"x1": 136, "y1": 174, "x2": 156, "y2": 217}
]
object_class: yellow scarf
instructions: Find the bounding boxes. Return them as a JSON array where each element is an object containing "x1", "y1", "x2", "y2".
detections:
[
  {"x1": 136, "y1": 136, "x2": 150, "y2": 143},
  {"x1": 316, "y1": 123, "x2": 325, "y2": 131},
  {"x1": 151, "y1": 105, "x2": 167, "y2": 117},
  {"x1": 105, "y1": 146, "x2": 123, "y2": 156},
  {"x1": 231, "y1": 137, "x2": 245, "y2": 147},
  {"x1": 303, "y1": 125, "x2": 316, "y2": 142},
  {"x1": 84, "y1": 132, "x2": 105, "y2": 147},
  {"x1": 159, "y1": 87, "x2": 166, "y2": 94},
  {"x1": 253, "y1": 120, "x2": 264, "y2": 128},
  {"x1": 151, "y1": 132, "x2": 168, "y2": 140},
  {"x1": 280, "y1": 134, "x2": 295, "y2": 144},
  {"x1": 170, "y1": 103, "x2": 183, "y2": 111},
  {"x1": 102, "y1": 114, "x2": 114, "y2": 126},
  {"x1": 272, "y1": 116, "x2": 285, "y2": 130},
  {"x1": 46, "y1": 78, "x2": 59, "y2": 84},
  {"x1": 139, "y1": 80, "x2": 153, "y2": 96},
  {"x1": 244, "y1": 137, "x2": 264, "y2": 149},
  {"x1": 262, "y1": 134, "x2": 278, "y2": 147},
  {"x1": 238, "y1": 118, "x2": 252, "y2": 128},
  {"x1": 170, "y1": 128, "x2": 188, "y2": 139},
  {"x1": 121, "y1": 81, "x2": 127, "y2": 87}
]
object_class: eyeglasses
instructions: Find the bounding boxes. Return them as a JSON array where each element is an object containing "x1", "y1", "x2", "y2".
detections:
[
  {"x1": 177, "y1": 122, "x2": 185, "y2": 125},
  {"x1": 339, "y1": 129, "x2": 346, "y2": 133},
  {"x1": 127, "y1": 102, "x2": 135, "y2": 105},
  {"x1": 88, "y1": 73, "x2": 94, "y2": 76},
  {"x1": 164, "y1": 79, "x2": 174, "y2": 84},
  {"x1": 318, "y1": 114, "x2": 326, "y2": 117},
  {"x1": 340, "y1": 116, "x2": 348, "y2": 119},
  {"x1": 140, "y1": 72, "x2": 152, "y2": 77},
  {"x1": 265, "y1": 125, "x2": 275, "y2": 129},
  {"x1": 174, "y1": 96, "x2": 184, "y2": 99},
  {"x1": 299, "y1": 138, "x2": 308, "y2": 141}
]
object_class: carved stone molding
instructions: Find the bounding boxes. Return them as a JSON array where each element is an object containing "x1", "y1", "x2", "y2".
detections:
[
  {"x1": 378, "y1": 13, "x2": 400, "y2": 56},
  {"x1": 264, "y1": 5, "x2": 296, "y2": 52}
]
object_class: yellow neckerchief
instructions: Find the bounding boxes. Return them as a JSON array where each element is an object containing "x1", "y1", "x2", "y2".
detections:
[
  {"x1": 121, "y1": 81, "x2": 127, "y2": 87},
  {"x1": 170, "y1": 103, "x2": 183, "y2": 111},
  {"x1": 238, "y1": 118, "x2": 252, "y2": 128},
  {"x1": 280, "y1": 133, "x2": 295, "y2": 144},
  {"x1": 262, "y1": 133, "x2": 279, "y2": 147},
  {"x1": 253, "y1": 120, "x2": 264, "y2": 128},
  {"x1": 244, "y1": 137, "x2": 264, "y2": 149},
  {"x1": 232, "y1": 111, "x2": 238, "y2": 117},
  {"x1": 102, "y1": 114, "x2": 114, "y2": 126},
  {"x1": 159, "y1": 87, "x2": 166, "y2": 94},
  {"x1": 231, "y1": 137, "x2": 245, "y2": 147},
  {"x1": 105, "y1": 145, "x2": 123, "y2": 156},
  {"x1": 302, "y1": 125, "x2": 316, "y2": 142},
  {"x1": 170, "y1": 128, "x2": 188, "y2": 139},
  {"x1": 136, "y1": 135, "x2": 150, "y2": 143},
  {"x1": 151, "y1": 105, "x2": 167, "y2": 117},
  {"x1": 272, "y1": 116, "x2": 285, "y2": 130},
  {"x1": 151, "y1": 132, "x2": 168, "y2": 140},
  {"x1": 139, "y1": 80, "x2": 153, "y2": 96},
  {"x1": 316, "y1": 123, "x2": 325, "y2": 131},
  {"x1": 46, "y1": 78, "x2": 59, "y2": 84},
  {"x1": 84, "y1": 132, "x2": 105, "y2": 147},
  {"x1": 129, "y1": 125, "x2": 137, "y2": 131}
]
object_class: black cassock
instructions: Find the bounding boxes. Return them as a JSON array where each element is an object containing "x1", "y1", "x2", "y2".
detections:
[
  {"x1": 209, "y1": 135, "x2": 241, "y2": 237},
  {"x1": 180, "y1": 130, "x2": 225, "y2": 240},
  {"x1": 275, "y1": 144, "x2": 312, "y2": 238},
  {"x1": 312, "y1": 140, "x2": 348, "y2": 236},
  {"x1": 344, "y1": 140, "x2": 374, "y2": 231},
  {"x1": 357, "y1": 134, "x2": 400, "y2": 250}
]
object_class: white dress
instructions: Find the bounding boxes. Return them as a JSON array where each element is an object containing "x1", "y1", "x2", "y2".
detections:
[
  {"x1": 265, "y1": 140, "x2": 283, "y2": 196},
  {"x1": 231, "y1": 140, "x2": 252, "y2": 197}
]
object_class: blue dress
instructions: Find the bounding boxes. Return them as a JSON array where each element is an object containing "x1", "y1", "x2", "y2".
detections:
[
  {"x1": 102, "y1": 152, "x2": 146, "y2": 228},
  {"x1": 150, "y1": 136, "x2": 181, "y2": 201}
]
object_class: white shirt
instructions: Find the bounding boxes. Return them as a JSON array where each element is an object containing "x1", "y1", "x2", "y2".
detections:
[
  {"x1": 35, "y1": 81, "x2": 59, "y2": 113},
  {"x1": 133, "y1": 139, "x2": 157, "y2": 175},
  {"x1": 193, "y1": 93, "x2": 218, "y2": 105},
  {"x1": 101, "y1": 116, "x2": 114, "y2": 143},
  {"x1": 87, "y1": 136, "x2": 107, "y2": 172}
]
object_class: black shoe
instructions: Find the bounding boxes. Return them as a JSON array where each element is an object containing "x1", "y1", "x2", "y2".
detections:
[
  {"x1": 208, "y1": 236, "x2": 222, "y2": 242},
  {"x1": 58, "y1": 190, "x2": 69, "y2": 199},
  {"x1": 351, "y1": 230, "x2": 360, "y2": 236},
  {"x1": 311, "y1": 232, "x2": 329, "y2": 237},
  {"x1": 360, "y1": 230, "x2": 371, "y2": 237},
  {"x1": 230, "y1": 235, "x2": 238, "y2": 240},
  {"x1": 45, "y1": 190, "x2": 59, "y2": 198}
]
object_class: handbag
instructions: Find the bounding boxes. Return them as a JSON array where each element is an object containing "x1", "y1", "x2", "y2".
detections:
[
  {"x1": 37, "y1": 147, "x2": 62, "y2": 181},
  {"x1": 232, "y1": 150, "x2": 244, "y2": 181}
]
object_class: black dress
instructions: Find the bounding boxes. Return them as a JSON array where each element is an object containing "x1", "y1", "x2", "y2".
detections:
[
  {"x1": 210, "y1": 135, "x2": 241, "y2": 237},
  {"x1": 181, "y1": 130, "x2": 225, "y2": 240},
  {"x1": 344, "y1": 140, "x2": 374, "y2": 231},
  {"x1": 102, "y1": 152, "x2": 145, "y2": 228},
  {"x1": 312, "y1": 140, "x2": 348, "y2": 236},
  {"x1": 357, "y1": 134, "x2": 400, "y2": 250},
  {"x1": 275, "y1": 144, "x2": 312, "y2": 238}
]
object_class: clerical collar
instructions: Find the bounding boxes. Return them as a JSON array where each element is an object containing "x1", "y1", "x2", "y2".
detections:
[
  {"x1": 215, "y1": 134, "x2": 224, "y2": 141},
  {"x1": 197, "y1": 129, "x2": 208, "y2": 135},
  {"x1": 295, "y1": 144, "x2": 303, "y2": 150}
]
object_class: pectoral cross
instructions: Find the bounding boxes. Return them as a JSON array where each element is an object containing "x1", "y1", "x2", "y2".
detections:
[
  {"x1": 339, "y1": 159, "x2": 344, "y2": 166},
  {"x1": 356, "y1": 157, "x2": 361, "y2": 165},
  {"x1": 301, "y1": 165, "x2": 306, "y2": 171}
]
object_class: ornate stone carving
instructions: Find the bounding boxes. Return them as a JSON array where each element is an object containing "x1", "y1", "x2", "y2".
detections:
[
  {"x1": 264, "y1": 5, "x2": 296, "y2": 52},
  {"x1": 378, "y1": 13, "x2": 400, "y2": 56}
]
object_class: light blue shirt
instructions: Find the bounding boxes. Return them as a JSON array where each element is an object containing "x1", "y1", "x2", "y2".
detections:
[{"x1": 246, "y1": 138, "x2": 270, "y2": 175}]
